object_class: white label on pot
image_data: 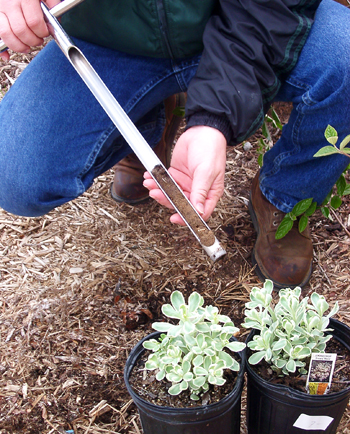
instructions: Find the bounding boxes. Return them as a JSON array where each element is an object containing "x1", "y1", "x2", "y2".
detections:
[{"x1": 293, "y1": 414, "x2": 334, "y2": 431}]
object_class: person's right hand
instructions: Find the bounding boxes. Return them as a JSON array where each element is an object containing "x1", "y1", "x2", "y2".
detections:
[{"x1": 0, "y1": 0, "x2": 60, "y2": 60}]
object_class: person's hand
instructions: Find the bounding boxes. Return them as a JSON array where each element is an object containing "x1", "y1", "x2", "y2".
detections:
[
  {"x1": 143, "y1": 125, "x2": 227, "y2": 225},
  {"x1": 0, "y1": 0, "x2": 60, "y2": 60}
]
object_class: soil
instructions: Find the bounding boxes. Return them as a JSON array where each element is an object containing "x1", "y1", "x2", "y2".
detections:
[
  {"x1": 128, "y1": 347, "x2": 240, "y2": 408},
  {"x1": 248, "y1": 338, "x2": 350, "y2": 394},
  {"x1": 1, "y1": 48, "x2": 350, "y2": 434},
  {"x1": 152, "y1": 164, "x2": 216, "y2": 247}
]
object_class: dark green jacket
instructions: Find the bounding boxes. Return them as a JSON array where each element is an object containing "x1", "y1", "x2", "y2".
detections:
[
  {"x1": 62, "y1": 0, "x2": 321, "y2": 144},
  {"x1": 61, "y1": 0, "x2": 215, "y2": 58}
]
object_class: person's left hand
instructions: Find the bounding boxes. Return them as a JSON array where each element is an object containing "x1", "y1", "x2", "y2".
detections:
[{"x1": 143, "y1": 125, "x2": 227, "y2": 225}]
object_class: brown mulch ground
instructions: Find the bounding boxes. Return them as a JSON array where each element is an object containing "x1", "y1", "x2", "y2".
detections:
[{"x1": 0, "y1": 46, "x2": 350, "y2": 434}]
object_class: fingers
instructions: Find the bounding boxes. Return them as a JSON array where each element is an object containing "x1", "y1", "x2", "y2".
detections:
[
  {"x1": 0, "y1": 0, "x2": 51, "y2": 55},
  {"x1": 190, "y1": 165, "x2": 224, "y2": 221},
  {"x1": 46, "y1": 0, "x2": 62, "y2": 9},
  {"x1": 21, "y1": 1, "x2": 50, "y2": 39},
  {"x1": 143, "y1": 170, "x2": 190, "y2": 226}
]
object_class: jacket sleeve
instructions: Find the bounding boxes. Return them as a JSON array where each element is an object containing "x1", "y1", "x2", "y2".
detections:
[{"x1": 185, "y1": 0, "x2": 321, "y2": 145}]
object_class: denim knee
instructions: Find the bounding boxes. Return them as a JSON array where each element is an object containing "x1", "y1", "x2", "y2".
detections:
[{"x1": 0, "y1": 168, "x2": 58, "y2": 217}]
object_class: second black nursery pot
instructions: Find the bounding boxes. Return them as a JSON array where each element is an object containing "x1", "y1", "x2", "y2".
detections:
[
  {"x1": 124, "y1": 332, "x2": 246, "y2": 434},
  {"x1": 245, "y1": 318, "x2": 350, "y2": 434}
]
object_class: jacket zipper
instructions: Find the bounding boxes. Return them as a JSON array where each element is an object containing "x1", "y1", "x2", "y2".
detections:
[{"x1": 156, "y1": 0, "x2": 174, "y2": 58}]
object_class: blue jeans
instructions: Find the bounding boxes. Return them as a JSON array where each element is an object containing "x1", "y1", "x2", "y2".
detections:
[
  {"x1": 260, "y1": 0, "x2": 350, "y2": 212},
  {"x1": 0, "y1": 41, "x2": 200, "y2": 216},
  {"x1": 0, "y1": 0, "x2": 348, "y2": 217}
]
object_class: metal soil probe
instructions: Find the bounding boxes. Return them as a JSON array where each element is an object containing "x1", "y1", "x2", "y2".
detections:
[{"x1": 7, "y1": 1, "x2": 227, "y2": 261}]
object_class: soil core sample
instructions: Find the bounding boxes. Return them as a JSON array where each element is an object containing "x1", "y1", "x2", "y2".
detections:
[{"x1": 152, "y1": 165, "x2": 215, "y2": 247}]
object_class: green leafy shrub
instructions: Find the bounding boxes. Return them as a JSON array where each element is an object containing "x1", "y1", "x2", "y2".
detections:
[
  {"x1": 242, "y1": 280, "x2": 339, "y2": 375},
  {"x1": 143, "y1": 291, "x2": 246, "y2": 400},
  {"x1": 276, "y1": 125, "x2": 350, "y2": 239}
]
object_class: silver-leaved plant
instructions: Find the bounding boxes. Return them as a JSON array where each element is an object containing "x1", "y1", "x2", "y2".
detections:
[
  {"x1": 142, "y1": 290, "x2": 246, "y2": 400},
  {"x1": 242, "y1": 280, "x2": 339, "y2": 375}
]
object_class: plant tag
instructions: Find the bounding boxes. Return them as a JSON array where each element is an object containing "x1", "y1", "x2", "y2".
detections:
[
  {"x1": 306, "y1": 353, "x2": 337, "y2": 395},
  {"x1": 293, "y1": 414, "x2": 334, "y2": 431}
]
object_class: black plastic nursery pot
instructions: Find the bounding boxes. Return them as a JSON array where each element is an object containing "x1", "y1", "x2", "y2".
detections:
[
  {"x1": 124, "y1": 331, "x2": 246, "y2": 434},
  {"x1": 245, "y1": 318, "x2": 350, "y2": 434}
]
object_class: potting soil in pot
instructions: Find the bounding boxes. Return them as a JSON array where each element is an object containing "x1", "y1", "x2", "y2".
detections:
[{"x1": 128, "y1": 348, "x2": 240, "y2": 408}]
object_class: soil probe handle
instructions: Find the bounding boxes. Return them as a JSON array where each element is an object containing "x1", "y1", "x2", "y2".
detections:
[{"x1": 0, "y1": 0, "x2": 85, "y2": 53}]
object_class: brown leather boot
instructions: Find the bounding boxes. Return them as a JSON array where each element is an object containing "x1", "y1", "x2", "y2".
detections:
[
  {"x1": 111, "y1": 93, "x2": 186, "y2": 204},
  {"x1": 248, "y1": 172, "x2": 313, "y2": 289}
]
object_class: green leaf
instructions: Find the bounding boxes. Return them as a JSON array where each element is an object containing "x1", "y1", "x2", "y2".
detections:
[
  {"x1": 343, "y1": 184, "x2": 350, "y2": 196},
  {"x1": 298, "y1": 215, "x2": 309, "y2": 233},
  {"x1": 172, "y1": 106, "x2": 185, "y2": 117},
  {"x1": 269, "y1": 107, "x2": 283, "y2": 130},
  {"x1": 327, "y1": 301, "x2": 339, "y2": 318},
  {"x1": 184, "y1": 334, "x2": 196, "y2": 347},
  {"x1": 286, "y1": 359, "x2": 296, "y2": 373},
  {"x1": 196, "y1": 323, "x2": 210, "y2": 333},
  {"x1": 168, "y1": 384, "x2": 182, "y2": 395},
  {"x1": 274, "y1": 359, "x2": 286, "y2": 369},
  {"x1": 324, "y1": 125, "x2": 338, "y2": 144},
  {"x1": 183, "y1": 372, "x2": 193, "y2": 382},
  {"x1": 194, "y1": 366, "x2": 207, "y2": 376},
  {"x1": 167, "y1": 373, "x2": 182, "y2": 383},
  {"x1": 322, "y1": 191, "x2": 332, "y2": 206},
  {"x1": 294, "y1": 347, "x2": 311, "y2": 359},
  {"x1": 275, "y1": 217, "x2": 294, "y2": 239},
  {"x1": 339, "y1": 134, "x2": 350, "y2": 150},
  {"x1": 143, "y1": 340, "x2": 160, "y2": 351},
  {"x1": 262, "y1": 121, "x2": 271, "y2": 140},
  {"x1": 215, "y1": 377, "x2": 226, "y2": 386},
  {"x1": 321, "y1": 206, "x2": 330, "y2": 218},
  {"x1": 304, "y1": 201, "x2": 317, "y2": 217},
  {"x1": 248, "y1": 351, "x2": 266, "y2": 365},
  {"x1": 258, "y1": 153, "x2": 263, "y2": 167},
  {"x1": 336, "y1": 175, "x2": 346, "y2": 196},
  {"x1": 225, "y1": 341, "x2": 246, "y2": 352},
  {"x1": 145, "y1": 360, "x2": 158, "y2": 370},
  {"x1": 152, "y1": 322, "x2": 174, "y2": 332},
  {"x1": 272, "y1": 339, "x2": 287, "y2": 351},
  {"x1": 330, "y1": 195, "x2": 342, "y2": 209},
  {"x1": 230, "y1": 359, "x2": 240, "y2": 371},
  {"x1": 183, "y1": 321, "x2": 195, "y2": 334},
  {"x1": 156, "y1": 369, "x2": 165, "y2": 381},
  {"x1": 170, "y1": 291, "x2": 185, "y2": 310},
  {"x1": 180, "y1": 380, "x2": 188, "y2": 391},
  {"x1": 218, "y1": 351, "x2": 234, "y2": 368},
  {"x1": 292, "y1": 198, "x2": 313, "y2": 216},
  {"x1": 193, "y1": 355, "x2": 204, "y2": 367},
  {"x1": 193, "y1": 376, "x2": 206, "y2": 388},
  {"x1": 162, "y1": 305, "x2": 182, "y2": 319},
  {"x1": 188, "y1": 292, "x2": 202, "y2": 313},
  {"x1": 182, "y1": 360, "x2": 191, "y2": 374},
  {"x1": 314, "y1": 146, "x2": 339, "y2": 157}
]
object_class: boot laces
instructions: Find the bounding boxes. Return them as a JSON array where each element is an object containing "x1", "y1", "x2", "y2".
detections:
[{"x1": 272, "y1": 210, "x2": 285, "y2": 227}]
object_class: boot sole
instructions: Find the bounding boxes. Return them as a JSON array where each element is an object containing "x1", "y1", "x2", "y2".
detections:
[
  {"x1": 110, "y1": 183, "x2": 150, "y2": 204},
  {"x1": 248, "y1": 194, "x2": 312, "y2": 290}
]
